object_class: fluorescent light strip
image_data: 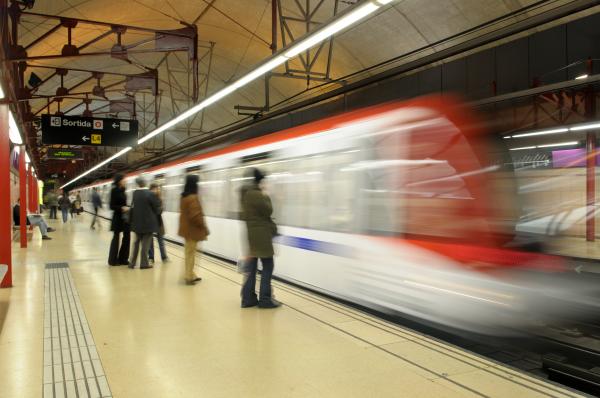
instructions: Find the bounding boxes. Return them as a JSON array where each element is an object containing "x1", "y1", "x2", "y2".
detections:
[
  {"x1": 569, "y1": 122, "x2": 600, "y2": 131},
  {"x1": 537, "y1": 141, "x2": 578, "y2": 148},
  {"x1": 509, "y1": 141, "x2": 578, "y2": 151},
  {"x1": 60, "y1": 147, "x2": 132, "y2": 189},
  {"x1": 511, "y1": 128, "x2": 568, "y2": 138},
  {"x1": 63, "y1": 0, "x2": 395, "y2": 188},
  {"x1": 8, "y1": 111, "x2": 23, "y2": 144},
  {"x1": 284, "y1": 2, "x2": 379, "y2": 58},
  {"x1": 575, "y1": 74, "x2": 588, "y2": 80}
]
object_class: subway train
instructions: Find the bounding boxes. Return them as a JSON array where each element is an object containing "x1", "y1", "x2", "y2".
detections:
[{"x1": 79, "y1": 96, "x2": 599, "y2": 335}]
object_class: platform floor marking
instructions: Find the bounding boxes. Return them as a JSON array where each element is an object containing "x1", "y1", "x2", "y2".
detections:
[{"x1": 44, "y1": 263, "x2": 111, "y2": 398}]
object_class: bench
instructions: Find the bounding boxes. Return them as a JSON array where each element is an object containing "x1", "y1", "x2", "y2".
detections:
[{"x1": 12, "y1": 226, "x2": 32, "y2": 242}]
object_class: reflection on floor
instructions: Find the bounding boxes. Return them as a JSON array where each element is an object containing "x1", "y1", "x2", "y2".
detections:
[{"x1": 0, "y1": 214, "x2": 586, "y2": 397}]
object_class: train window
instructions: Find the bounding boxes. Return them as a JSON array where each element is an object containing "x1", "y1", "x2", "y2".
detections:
[
  {"x1": 163, "y1": 174, "x2": 183, "y2": 212},
  {"x1": 199, "y1": 169, "x2": 226, "y2": 217}
]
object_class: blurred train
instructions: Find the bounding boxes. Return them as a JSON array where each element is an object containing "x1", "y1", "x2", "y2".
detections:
[{"x1": 79, "y1": 96, "x2": 599, "y2": 335}]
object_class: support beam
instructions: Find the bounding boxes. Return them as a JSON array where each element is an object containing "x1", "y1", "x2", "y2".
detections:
[
  {"x1": 19, "y1": 147, "x2": 27, "y2": 248},
  {"x1": 586, "y1": 131, "x2": 596, "y2": 242},
  {"x1": 0, "y1": 105, "x2": 12, "y2": 288}
]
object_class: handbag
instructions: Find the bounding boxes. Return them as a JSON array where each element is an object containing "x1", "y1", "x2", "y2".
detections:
[
  {"x1": 237, "y1": 257, "x2": 251, "y2": 274},
  {"x1": 122, "y1": 207, "x2": 131, "y2": 224}
]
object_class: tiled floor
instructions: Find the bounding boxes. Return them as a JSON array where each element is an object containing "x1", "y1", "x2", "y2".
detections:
[{"x1": 0, "y1": 214, "x2": 587, "y2": 397}]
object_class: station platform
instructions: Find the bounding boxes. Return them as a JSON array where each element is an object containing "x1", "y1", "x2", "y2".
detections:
[{"x1": 0, "y1": 214, "x2": 587, "y2": 398}]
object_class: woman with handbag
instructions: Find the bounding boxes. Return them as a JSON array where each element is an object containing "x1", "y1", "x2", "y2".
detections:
[
  {"x1": 240, "y1": 168, "x2": 281, "y2": 309},
  {"x1": 108, "y1": 173, "x2": 131, "y2": 266},
  {"x1": 178, "y1": 174, "x2": 209, "y2": 285}
]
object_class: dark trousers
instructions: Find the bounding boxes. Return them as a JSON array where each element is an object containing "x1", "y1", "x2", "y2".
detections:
[
  {"x1": 49, "y1": 206, "x2": 57, "y2": 219},
  {"x1": 108, "y1": 228, "x2": 130, "y2": 265},
  {"x1": 148, "y1": 234, "x2": 167, "y2": 261},
  {"x1": 91, "y1": 207, "x2": 99, "y2": 228},
  {"x1": 241, "y1": 257, "x2": 274, "y2": 305},
  {"x1": 130, "y1": 233, "x2": 153, "y2": 268}
]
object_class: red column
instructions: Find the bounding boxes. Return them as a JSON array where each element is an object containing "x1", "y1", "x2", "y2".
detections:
[
  {"x1": 19, "y1": 147, "x2": 27, "y2": 248},
  {"x1": 34, "y1": 178, "x2": 39, "y2": 213},
  {"x1": 27, "y1": 164, "x2": 33, "y2": 213},
  {"x1": 0, "y1": 105, "x2": 12, "y2": 288},
  {"x1": 586, "y1": 132, "x2": 596, "y2": 241}
]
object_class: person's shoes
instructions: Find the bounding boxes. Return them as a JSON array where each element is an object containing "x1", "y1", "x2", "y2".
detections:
[
  {"x1": 162, "y1": 257, "x2": 170, "y2": 263},
  {"x1": 148, "y1": 259, "x2": 155, "y2": 265},
  {"x1": 140, "y1": 265, "x2": 154, "y2": 269},
  {"x1": 128, "y1": 265, "x2": 135, "y2": 269},
  {"x1": 185, "y1": 280, "x2": 196, "y2": 285},
  {"x1": 90, "y1": 226, "x2": 95, "y2": 230},
  {"x1": 47, "y1": 227, "x2": 55, "y2": 232},
  {"x1": 241, "y1": 300, "x2": 259, "y2": 308},
  {"x1": 258, "y1": 299, "x2": 281, "y2": 309},
  {"x1": 119, "y1": 261, "x2": 130, "y2": 266},
  {"x1": 192, "y1": 277, "x2": 201, "y2": 283},
  {"x1": 42, "y1": 235, "x2": 52, "y2": 240}
]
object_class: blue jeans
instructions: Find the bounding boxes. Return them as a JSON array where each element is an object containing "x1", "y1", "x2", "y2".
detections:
[
  {"x1": 148, "y1": 234, "x2": 167, "y2": 260},
  {"x1": 241, "y1": 257, "x2": 274, "y2": 305},
  {"x1": 27, "y1": 215, "x2": 48, "y2": 236},
  {"x1": 61, "y1": 208, "x2": 68, "y2": 223}
]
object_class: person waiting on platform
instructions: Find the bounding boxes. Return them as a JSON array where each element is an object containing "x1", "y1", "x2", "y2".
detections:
[
  {"x1": 46, "y1": 189, "x2": 58, "y2": 219},
  {"x1": 58, "y1": 190, "x2": 71, "y2": 223},
  {"x1": 108, "y1": 173, "x2": 130, "y2": 266},
  {"x1": 178, "y1": 174, "x2": 209, "y2": 285},
  {"x1": 148, "y1": 183, "x2": 169, "y2": 264},
  {"x1": 12, "y1": 199, "x2": 54, "y2": 240},
  {"x1": 240, "y1": 168, "x2": 280, "y2": 309},
  {"x1": 129, "y1": 176, "x2": 160, "y2": 269},
  {"x1": 90, "y1": 187, "x2": 102, "y2": 230}
]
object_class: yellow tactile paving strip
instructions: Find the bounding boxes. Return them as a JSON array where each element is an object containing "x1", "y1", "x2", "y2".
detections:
[{"x1": 0, "y1": 214, "x2": 588, "y2": 398}]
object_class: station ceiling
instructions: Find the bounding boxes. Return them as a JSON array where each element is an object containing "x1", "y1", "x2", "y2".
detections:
[{"x1": 11, "y1": 0, "x2": 575, "y2": 177}]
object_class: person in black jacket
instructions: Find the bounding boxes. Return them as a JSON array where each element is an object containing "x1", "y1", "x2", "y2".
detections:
[
  {"x1": 13, "y1": 199, "x2": 54, "y2": 240},
  {"x1": 90, "y1": 187, "x2": 102, "y2": 230},
  {"x1": 129, "y1": 176, "x2": 160, "y2": 269},
  {"x1": 108, "y1": 173, "x2": 131, "y2": 266}
]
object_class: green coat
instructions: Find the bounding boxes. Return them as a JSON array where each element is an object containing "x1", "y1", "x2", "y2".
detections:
[
  {"x1": 241, "y1": 183, "x2": 277, "y2": 258},
  {"x1": 46, "y1": 192, "x2": 58, "y2": 207}
]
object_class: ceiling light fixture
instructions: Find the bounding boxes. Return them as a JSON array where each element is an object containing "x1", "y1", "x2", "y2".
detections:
[
  {"x1": 575, "y1": 74, "x2": 588, "y2": 80},
  {"x1": 509, "y1": 141, "x2": 578, "y2": 151},
  {"x1": 511, "y1": 128, "x2": 568, "y2": 138},
  {"x1": 60, "y1": 147, "x2": 132, "y2": 188},
  {"x1": 569, "y1": 122, "x2": 600, "y2": 131},
  {"x1": 61, "y1": 0, "x2": 396, "y2": 188},
  {"x1": 8, "y1": 111, "x2": 23, "y2": 145}
]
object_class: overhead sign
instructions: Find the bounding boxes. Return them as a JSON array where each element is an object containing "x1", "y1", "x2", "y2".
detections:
[
  {"x1": 41, "y1": 114, "x2": 138, "y2": 147},
  {"x1": 47, "y1": 148, "x2": 83, "y2": 160}
]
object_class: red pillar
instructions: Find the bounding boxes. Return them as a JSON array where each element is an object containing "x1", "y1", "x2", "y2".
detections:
[
  {"x1": 586, "y1": 132, "x2": 596, "y2": 241},
  {"x1": 19, "y1": 147, "x2": 27, "y2": 248},
  {"x1": 0, "y1": 105, "x2": 12, "y2": 288},
  {"x1": 27, "y1": 164, "x2": 33, "y2": 213},
  {"x1": 34, "y1": 177, "x2": 39, "y2": 213}
]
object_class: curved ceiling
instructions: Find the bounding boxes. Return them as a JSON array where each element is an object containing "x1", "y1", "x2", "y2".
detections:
[{"x1": 10, "y1": 0, "x2": 568, "y2": 178}]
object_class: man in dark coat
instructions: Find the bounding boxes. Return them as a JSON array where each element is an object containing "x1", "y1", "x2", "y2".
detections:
[
  {"x1": 108, "y1": 174, "x2": 130, "y2": 266},
  {"x1": 129, "y1": 176, "x2": 160, "y2": 269},
  {"x1": 240, "y1": 168, "x2": 280, "y2": 309}
]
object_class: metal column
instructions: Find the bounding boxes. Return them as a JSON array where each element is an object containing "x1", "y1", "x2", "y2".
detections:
[
  {"x1": 0, "y1": 105, "x2": 12, "y2": 288},
  {"x1": 586, "y1": 131, "x2": 596, "y2": 241},
  {"x1": 19, "y1": 146, "x2": 27, "y2": 248}
]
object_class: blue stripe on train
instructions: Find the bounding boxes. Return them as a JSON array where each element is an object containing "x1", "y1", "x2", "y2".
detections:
[{"x1": 275, "y1": 235, "x2": 355, "y2": 258}]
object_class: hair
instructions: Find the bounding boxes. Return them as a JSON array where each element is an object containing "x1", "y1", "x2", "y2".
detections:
[
  {"x1": 149, "y1": 183, "x2": 158, "y2": 190},
  {"x1": 253, "y1": 168, "x2": 265, "y2": 184},
  {"x1": 113, "y1": 173, "x2": 124, "y2": 186},
  {"x1": 135, "y1": 176, "x2": 146, "y2": 188},
  {"x1": 181, "y1": 174, "x2": 199, "y2": 197},
  {"x1": 93, "y1": 187, "x2": 97, "y2": 191}
]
